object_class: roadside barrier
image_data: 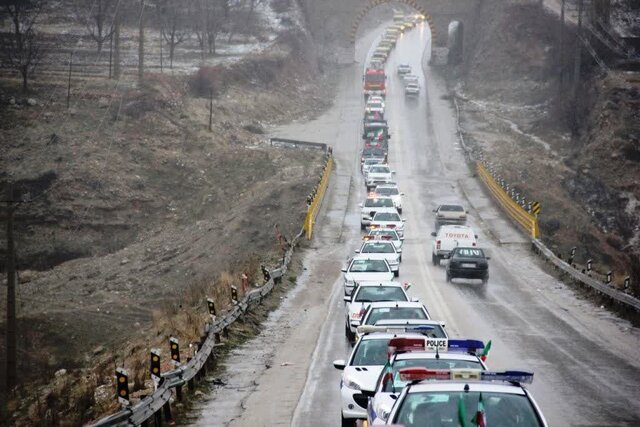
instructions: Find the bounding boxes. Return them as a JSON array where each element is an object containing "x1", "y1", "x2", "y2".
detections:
[
  {"x1": 476, "y1": 160, "x2": 540, "y2": 239},
  {"x1": 452, "y1": 95, "x2": 639, "y2": 311},
  {"x1": 304, "y1": 153, "x2": 333, "y2": 240},
  {"x1": 269, "y1": 137, "x2": 329, "y2": 152}
]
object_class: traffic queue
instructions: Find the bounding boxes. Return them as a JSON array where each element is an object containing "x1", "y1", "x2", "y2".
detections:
[{"x1": 332, "y1": 13, "x2": 549, "y2": 427}]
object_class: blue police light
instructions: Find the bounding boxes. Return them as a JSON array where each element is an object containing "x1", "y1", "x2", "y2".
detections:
[
  {"x1": 448, "y1": 339, "x2": 485, "y2": 352},
  {"x1": 406, "y1": 325, "x2": 435, "y2": 332},
  {"x1": 482, "y1": 370, "x2": 534, "y2": 384}
]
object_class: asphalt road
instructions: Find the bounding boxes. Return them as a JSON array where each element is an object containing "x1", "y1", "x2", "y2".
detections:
[{"x1": 188, "y1": 24, "x2": 640, "y2": 427}]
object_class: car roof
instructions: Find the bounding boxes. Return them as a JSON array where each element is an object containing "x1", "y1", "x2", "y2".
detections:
[
  {"x1": 355, "y1": 281, "x2": 405, "y2": 288},
  {"x1": 393, "y1": 352, "x2": 482, "y2": 362},
  {"x1": 375, "y1": 183, "x2": 399, "y2": 189},
  {"x1": 407, "y1": 382, "x2": 527, "y2": 395},
  {"x1": 367, "y1": 301, "x2": 424, "y2": 308}
]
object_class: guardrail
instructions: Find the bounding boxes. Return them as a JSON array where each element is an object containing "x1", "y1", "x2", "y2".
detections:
[
  {"x1": 476, "y1": 161, "x2": 540, "y2": 239},
  {"x1": 91, "y1": 230, "x2": 300, "y2": 427},
  {"x1": 304, "y1": 154, "x2": 333, "y2": 240},
  {"x1": 532, "y1": 239, "x2": 640, "y2": 311}
]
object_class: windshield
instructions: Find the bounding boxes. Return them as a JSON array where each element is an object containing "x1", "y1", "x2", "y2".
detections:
[
  {"x1": 349, "y1": 259, "x2": 390, "y2": 273},
  {"x1": 362, "y1": 243, "x2": 395, "y2": 254},
  {"x1": 355, "y1": 286, "x2": 407, "y2": 302},
  {"x1": 393, "y1": 391, "x2": 542, "y2": 427},
  {"x1": 376, "y1": 187, "x2": 399, "y2": 196},
  {"x1": 370, "y1": 230, "x2": 399, "y2": 240},
  {"x1": 363, "y1": 148, "x2": 386, "y2": 157},
  {"x1": 351, "y1": 339, "x2": 390, "y2": 366},
  {"x1": 439, "y1": 204, "x2": 464, "y2": 212},
  {"x1": 374, "y1": 212, "x2": 401, "y2": 221},
  {"x1": 365, "y1": 74, "x2": 385, "y2": 83},
  {"x1": 365, "y1": 198, "x2": 394, "y2": 208},
  {"x1": 365, "y1": 307, "x2": 427, "y2": 325},
  {"x1": 370, "y1": 166, "x2": 390, "y2": 173},
  {"x1": 381, "y1": 358, "x2": 484, "y2": 392}
]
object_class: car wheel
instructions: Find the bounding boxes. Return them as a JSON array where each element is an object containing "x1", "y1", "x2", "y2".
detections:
[
  {"x1": 394, "y1": 269, "x2": 399, "y2": 277},
  {"x1": 446, "y1": 271, "x2": 451, "y2": 282},
  {"x1": 345, "y1": 322, "x2": 355, "y2": 343},
  {"x1": 341, "y1": 414, "x2": 355, "y2": 427},
  {"x1": 482, "y1": 275, "x2": 489, "y2": 284},
  {"x1": 398, "y1": 208, "x2": 403, "y2": 214},
  {"x1": 432, "y1": 253, "x2": 439, "y2": 266},
  {"x1": 360, "y1": 223, "x2": 366, "y2": 230}
]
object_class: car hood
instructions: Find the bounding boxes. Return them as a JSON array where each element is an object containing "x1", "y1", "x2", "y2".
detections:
[
  {"x1": 344, "y1": 365, "x2": 384, "y2": 392},
  {"x1": 358, "y1": 253, "x2": 398, "y2": 261}
]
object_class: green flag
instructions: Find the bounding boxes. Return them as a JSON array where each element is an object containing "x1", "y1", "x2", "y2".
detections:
[
  {"x1": 458, "y1": 394, "x2": 468, "y2": 427},
  {"x1": 481, "y1": 340, "x2": 492, "y2": 360}
]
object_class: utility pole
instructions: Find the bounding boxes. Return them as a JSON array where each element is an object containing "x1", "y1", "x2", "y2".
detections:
[
  {"x1": 571, "y1": 0, "x2": 584, "y2": 131},
  {"x1": 209, "y1": 89, "x2": 213, "y2": 131},
  {"x1": 67, "y1": 52, "x2": 72, "y2": 108},
  {"x1": 138, "y1": 0, "x2": 145, "y2": 85},
  {"x1": 559, "y1": 0, "x2": 566, "y2": 90},
  {"x1": 3, "y1": 183, "x2": 18, "y2": 396},
  {"x1": 114, "y1": 11, "x2": 121, "y2": 80}
]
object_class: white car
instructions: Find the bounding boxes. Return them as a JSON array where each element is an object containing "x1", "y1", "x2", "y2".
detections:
[
  {"x1": 365, "y1": 228, "x2": 404, "y2": 250},
  {"x1": 341, "y1": 256, "x2": 394, "y2": 296},
  {"x1": 343, "y1": 281, "x2": 411, "y2": 342},
  {"x1": 332, "y1": 331, "x2": 434, "y2": 425},
  {"x1": 402, "y1": 74, "x2": 419, "y2": 86},
  {"x1": 384, "y1": 370, "x2": 548, "y2": 426},
  {"x1": 369, "y1": 211, "x2": 406, "y2": 237},
  {"x1": 397, "y1": 64, "x2": 411, "y2": 75},
  {"x1": 405, "y1": 82, "x2": 420, "y2": 96},
  {"x1": 360, "y1": 196, "x2": 397, "y2": 229},
  {"x1": 365, "y1": 164, "x2": 394, "y2": 191},
  {"x1": 433, "y1": 203, "x2": 468, "y2": 230},
  {"x1": 361, "y1": 157, "x2": 385, "y2": 175},
  {"x1": 365, "y1": 100, "x2": 385, "y2": 114},
  {"x1": 373, "y1": 184, "x2": 404, "y2": 213},
  {"x1": 367, "y1": 341, "x2": 488, "y2": 425},
  {"x1": 367, "y1": 95, "x2": 385, "y2": 108},
  {"x1": 356, "y1": 301, "x2": 432, "y2": 341},
  {"x1": 355, "y1": 240, "x2": 402, "y2": 276},
  {"x1": 431, "y1": 224, "x2": 478, "y2": 265}
]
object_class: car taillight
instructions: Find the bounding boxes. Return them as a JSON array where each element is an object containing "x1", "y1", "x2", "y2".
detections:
[{"x1": 436, "y1": 240, "x2": 441, "y2": 250}]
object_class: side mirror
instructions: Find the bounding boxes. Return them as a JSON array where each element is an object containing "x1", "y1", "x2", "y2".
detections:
[
  {"x1": 402, "y1": 219, "x2": 407, "y2": 222},
  {"x1": 397, "y1": 248, "x2": 403, "y2": 254},
  {"x1": 400, "y1": 192, "x2": 405, "y2": 195},
  {"x1": 358, "y1": 203, "x2": 363, "y2": 208},
  {"x1": 333, "y1": 360, "x2": 346, "y2": 370},
  {"x1": 440, "y1": 322, "x2": 446, "y2": 328},
  {"x1": 475, "y1": 235, "x2": 479, "y2": 239},
  {"x1": 410, "y1": 297, "x2": 419, "y2": 302},
  {"x1": 354, "y1": 249, "x2": 360, "y2": 254},
  {"x1": 431, "y1": 232, "x2": 436, "y2": 237},
  {"x1": 341, "y1": 267, "x2": 347, "y2": 273},
  {"x1": 391, "y1": 170, "x2": 396, "y2": 174},
  {"x1": 486, "y1": 256, "x2": 491, "y2": 260},
  {"x1": 400, "y1": 237, "x2": 405, "y2": 241}
]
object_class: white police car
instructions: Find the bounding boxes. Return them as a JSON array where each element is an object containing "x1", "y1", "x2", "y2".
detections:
[
  {"x1": 384, "y1": 369, "x2": 548, "y2": 426},
  {"x1": 365, "y1": 229, "x2": 404, "y2": 251},
  {"x1": 373, "y1": 183, "x2": 404, "y2": 213},
  {"x1": 342, "y1": 257, "x2": 394, "y2": 296},
  {"x1": 355, "y1": 302, "x2": 433, "y2": 341},
  {"x1": 369, "y1": 211, "x2": 406, "y2": 238},
  {"x1": 355, "y1": 240, "x2": 402, "y2": 277},
  {"x1": 366, "y1": 338, "x2": 488, "y2": 425},
  {"x1": 344, "y1": 282, "x2": 412, "y2": 343}
]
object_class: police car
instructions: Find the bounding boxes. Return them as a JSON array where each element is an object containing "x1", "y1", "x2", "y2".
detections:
[
  {"x1": 355, "y1": 302, "x2": 433, "y2": 341},
  {"x1": 365, "y1": 165, "x2": 395, "y2": 191},
  {"x1": 384, "y1": 369, "x2": 549, "y2": 426},
  {"x1": 373, "y1": 183, "x2": 404, "y2": 213},
  {"x1": 344, "y1": 282, "x2": 413, "y2": 343},
  {"x1": 366, "y1": 338, "x2": 488, "y2": 425},
  {"x1": 365, "y1": 229, "x2": 404, "y2": 251},
  {"x1": 360, "y1": 197, "x2": 397, "y2": 229},
  {"x1": 355, "y1": 240, "x2": 402, "y2": 277},
  {"x1": 342, "y1": 257, "x2": 395, "y2": 296},
  {"x1": 370, "y1": 211, "x2": 406, "y2": 238},
  {"x1": 333, "y1": 331, "x2": 448, "y2": 427}
]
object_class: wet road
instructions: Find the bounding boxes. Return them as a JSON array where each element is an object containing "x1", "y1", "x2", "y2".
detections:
[{"x1": 189, "y1": 24, "x2": 640, "y2": 427}]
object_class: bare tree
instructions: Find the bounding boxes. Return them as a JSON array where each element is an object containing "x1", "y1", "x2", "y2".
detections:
[
  {"x1": 0, "y1": 0, "x2": 45, "y2": 92},
  {"x1": 191, "y1": 0, "x2": 225, "y2": 58},
  {"x1": 74, "y1": 0, "x2": 118, "y2": 54},
  {"x1": 156, "y1": 0, "x2": 189, "y2": 69}
]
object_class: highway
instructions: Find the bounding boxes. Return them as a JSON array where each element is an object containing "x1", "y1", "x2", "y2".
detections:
[{"x1": 188, "y1": 23, "x2": 640, "y2": 427}]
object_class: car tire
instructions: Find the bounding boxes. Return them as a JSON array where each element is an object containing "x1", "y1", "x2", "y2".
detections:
[
  {"x1": 345, "y1": 322, "x2": 355, "y2": 343},
  {"x1": 482, "y1": 275, "x2": 489, "y2": 284},
  {"x1": 446, "y1": 271, "x2": 451, "y2": 282},
  {"x1": 432, "y1": 253, "x2": 439, "y2": 266},
  {"x1": 360, "y1": 223, "x2": 366, "y2": 230},
  {"x1": 341, "y1": 414, "x2": 355, "y2": 427},
  {"x1": 394, "y1": 269, "x2": 399, "y2": 277},
  {"x1": 398, "y1": 208, "x2": 403, "y2": 214}
]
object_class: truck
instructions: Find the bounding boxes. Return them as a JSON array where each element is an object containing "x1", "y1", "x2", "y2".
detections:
[
  {"x1": 363, "y1": 67, "x2": 386, "y2": 99},
  {"x1": 431, "y1": 225, "x2": 478, "y2": 265}
]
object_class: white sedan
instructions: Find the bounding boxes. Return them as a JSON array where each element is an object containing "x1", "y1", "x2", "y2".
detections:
[
  {"x1": 365, "y1": 164, "x2": 395, "y2": 191},
  {"x1": 369, "y1": 211, "x2": 406, "y2": 237},
  {"x1": 365, "y1": 228, "x2": 404, "y2": 250},
  {"x1": 355, "y1": 240, "x2": 402, "y2": 277},
  {"x1": 341, "y1": 256, "x2": 394, "y2": 296},
  {"x1": 373, "y1": 183, "x2": 404, "y2": 213}
]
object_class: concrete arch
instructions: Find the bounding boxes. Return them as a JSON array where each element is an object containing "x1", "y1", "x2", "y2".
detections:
[{"x1": 350, "y1": 0, "x2": 435, "y2": 44}]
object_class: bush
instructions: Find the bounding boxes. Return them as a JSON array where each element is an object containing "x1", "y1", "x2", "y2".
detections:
[{"x1": 190, "y1": 65, "x2": 227, "y2": 97}]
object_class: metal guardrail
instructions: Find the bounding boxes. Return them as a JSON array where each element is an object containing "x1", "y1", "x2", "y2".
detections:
[
  {"x1": 91, "y1": 229, "x2": 302, "y2": 427},
  {"x1": 269, "y1": 137, "x2": 329, "y2": 153},
  {"x1": 532, "y1": 239, "x2": 640, "y2": 311},
  {"x1": 476, "y1": 162, "x2": 540, "y2": 239},
  {"x1": 304, "y1": 155, "x2": 333, "y2": 240}
]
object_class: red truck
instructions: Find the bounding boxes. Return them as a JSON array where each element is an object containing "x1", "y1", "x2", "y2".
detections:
[{"x1": 363, "y1": 68, "x2": 386, "y2": 99}]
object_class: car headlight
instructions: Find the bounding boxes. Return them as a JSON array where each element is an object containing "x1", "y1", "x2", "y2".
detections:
[
  {"x1": 345, "y1": 278, "x2": 354, "y2": 285},
  {"x1": 344, "y1": 378, "x2": 362, "y2": 391}
]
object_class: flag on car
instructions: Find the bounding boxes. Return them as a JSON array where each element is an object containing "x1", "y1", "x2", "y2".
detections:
[
  {"x1": 480, "y1": 340, "x2": 492, "y2": 362},
  {"x1": 472, "y1": 393, "x2": 487, "y2": 427},
  {"x1": 458, "y1": 394, "x2": 468, "y2": 427}
]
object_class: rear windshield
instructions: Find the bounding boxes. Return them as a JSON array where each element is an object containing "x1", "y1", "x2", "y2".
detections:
[
  {"x1": 354, "y1": 286, "x2": 407, "y2": 303},
  {"x1": 366, "y1": 307, "x2": 427, "y2": 325},
  {"x1": 370, "y1": 230, "x2": 399, "y2": 240},
  {"x1": 453, "y1": 248, "x2": 485, "y2": 258},
  {"x1": 362, "y1": 242, "x2": 395, "y2": 253},
  {"x1": 349, "y1": 259, "x2": 390, "y2": 273},
  {"x1": 374, "y1": 212, "x2": 401, "y2": 221},
  {"x1": 439, "y1": 204, "x2": 464, "y2": 212},
  {"x1": 365, "y1": 198, "x2": 394, "y2": 208},
  {"x1": 370, "y1": 166, "x2": 390, "y2": 173},
  {"x1": 376, "y1": 187, "x2": 399, "y2": 196}
]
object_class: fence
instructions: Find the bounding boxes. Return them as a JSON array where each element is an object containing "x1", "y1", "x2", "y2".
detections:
[
  {"x1": 304, "y1": 153, "x2": 333, "y2": 240},
  {"x1": 476, "y1": 161, "x2": 540, "y2": 239}
]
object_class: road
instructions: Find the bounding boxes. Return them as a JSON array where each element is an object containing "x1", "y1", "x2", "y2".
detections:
[{"x1": 187, "y1": 24, "x2": 640, "y2": 427}]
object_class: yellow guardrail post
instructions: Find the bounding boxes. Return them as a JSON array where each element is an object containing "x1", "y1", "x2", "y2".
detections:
[
  {"x1": 303, "y1": 155, "x2": 333, "y2": 240},
  {"x1": 476, "y1": 161, "x2": 540, "y2": 239}
]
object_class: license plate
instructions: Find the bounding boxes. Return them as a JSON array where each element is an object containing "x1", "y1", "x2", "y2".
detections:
[{"x1": 462, "y1": 263, "x2": 476, "y2": 268}]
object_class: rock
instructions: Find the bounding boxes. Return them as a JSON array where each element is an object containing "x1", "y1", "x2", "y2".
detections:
[
  {"x1": 120, "y1": 258, "x2": 129, "y2": 265},
  {"x1": 44, "y1": 112, "x2": 53, "y2": 122},
  {"x1": 69, "y1": 108, "x2": 77, "y2": 116},
  {"x1": 18, "y1": 270, "x2": 35, "y2": 284},
  {"x1": 194, "y1": 390, "x2": 205, "y2": 399},
  {"x1": 93, "y1": 345, "x2": 105, "y2": 355},
  {"x1": 94, "y1": 384, "x2": 111, "y2": 403},
  {"x1": 27, "y1": 98, "x2": 37, "y2": 106},
  {"x1": 98, "y1": 97, "x2": 110, "y2": 108},
  {"x1": 54, "y1": 369, "x2": 67, "y2": 378},
  {"x1": 9, "y1": 97, "x2": 16, "y2": 105}
]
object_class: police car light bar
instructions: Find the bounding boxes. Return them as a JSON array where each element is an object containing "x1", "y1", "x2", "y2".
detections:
[
  {"x1": 447, "y1": 339, "x2": 485, "y2": 354},
  {"x1": 388, "y1": 337, "x2": 425, "y2": 355},
  {"x1": 481, "y1": 370, "x2": 534, "y2": 385},
  {"x1": 398, "y1": 368, "x2": 450, "y2": 382}
]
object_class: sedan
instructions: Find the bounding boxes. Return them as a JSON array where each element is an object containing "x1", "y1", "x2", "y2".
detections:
[
  {"x1": 365, "y1": 228, "x2": 404, "y2": 250},
  {"x1": 341, "y1": 257, "x2": 394, "y2": 296},
  {"x1": 369, "y1": 211, "x2": 406, "y2": 237},
  {"x1": 446, "y1": 247, "x2": 490, "y2": 283},
  {"x1": 355, "y1": 240, "x2": 402, "y2": 277},
  {"x1": 373, "y1": 184, "x2": 404, "y2": 213},
  {"x1": 405, "y1": 82, "x2": 420, "y2": 96}
]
